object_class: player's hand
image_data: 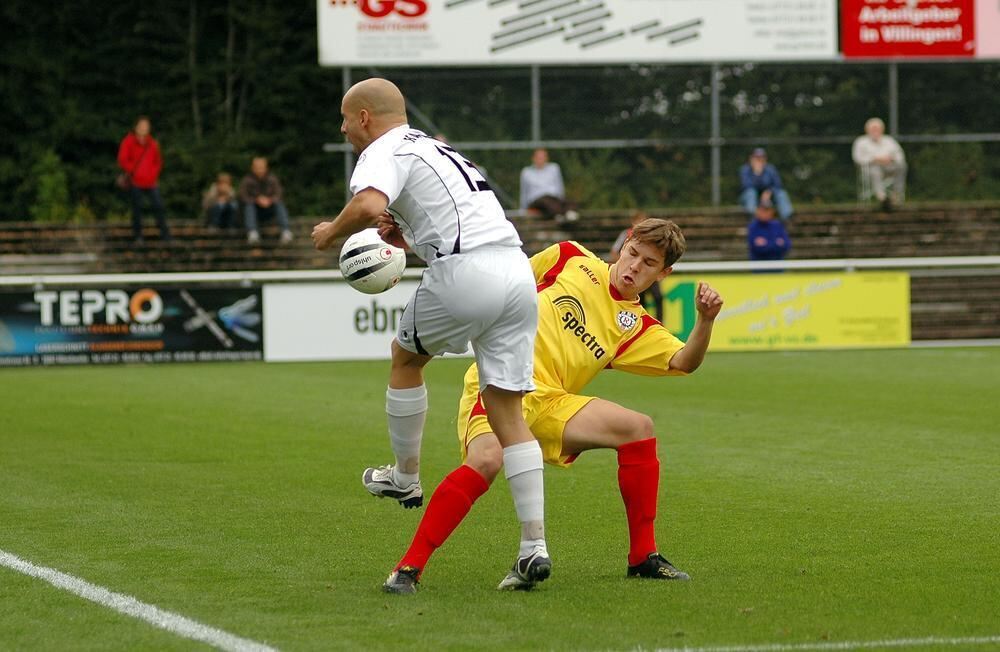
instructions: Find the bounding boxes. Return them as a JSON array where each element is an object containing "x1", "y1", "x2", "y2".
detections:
[
  {"x1": 311, "y1": 221, "x2": 338, "y2": 251},
  {"x1": 695, "y1": 282, "x2": 723, "y2": 320},
  {"x1": 376, "y1": 212, "x2": 407, "y2": 249}
]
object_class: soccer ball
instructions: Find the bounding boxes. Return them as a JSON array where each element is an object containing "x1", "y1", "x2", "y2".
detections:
[{"x1": 339, "y1": 228, "x2": 406, "y2": 294}]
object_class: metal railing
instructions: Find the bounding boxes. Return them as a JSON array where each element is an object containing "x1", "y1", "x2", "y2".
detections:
[
  {"x1": 3, "y1": 255, "x2": 999, "y2": 288},
  {"x1": 326, "y1": 62, "x2": 1000, "y2": 206}
]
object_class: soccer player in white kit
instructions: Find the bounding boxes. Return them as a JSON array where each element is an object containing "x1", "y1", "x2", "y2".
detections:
[{"x1": 312, "y1": 78, "x2": 551, "y2": 591}]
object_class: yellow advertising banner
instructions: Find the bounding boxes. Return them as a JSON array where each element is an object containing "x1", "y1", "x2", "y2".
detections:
[{"x1": 658, "y1": 272, "x2": 910, "y2": 351}]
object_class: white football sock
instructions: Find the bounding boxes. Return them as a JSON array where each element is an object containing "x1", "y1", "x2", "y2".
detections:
[
  {"x1": 503, "y1": 440, "x2": 546, "y2": 554},
  {"x1": 385, "y1": 385, "x2": 427, "y2": 486}
]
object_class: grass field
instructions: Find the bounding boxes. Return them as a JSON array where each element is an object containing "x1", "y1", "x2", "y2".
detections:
[{"x1": 2, "y1": 349, "x2": 999, "y2": 651}]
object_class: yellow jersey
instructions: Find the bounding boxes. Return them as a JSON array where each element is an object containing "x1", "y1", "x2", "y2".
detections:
[
  {"x1": 528, "y1": 240, "x2": 687, "y2": 394},
  {"x1": 457, "y1": 241, "x2": 688, "y2": 465}
]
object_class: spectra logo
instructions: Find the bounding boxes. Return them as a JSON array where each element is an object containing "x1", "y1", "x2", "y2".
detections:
[
  {"x1": 553, "y1": 295, "x2": 585, "y2": 324},
  {"x1": 329, "y1": 0, "x2": 428, "y2": 18},
  {"x1": 554, "y1": 295, "x2": 606, "y2": 360}
]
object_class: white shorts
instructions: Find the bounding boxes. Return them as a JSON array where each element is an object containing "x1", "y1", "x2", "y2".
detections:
[{"x1": 397, "y1": 246, "x2": 537, "y2": 393}]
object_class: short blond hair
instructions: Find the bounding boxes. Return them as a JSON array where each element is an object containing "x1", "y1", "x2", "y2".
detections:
[{"x1": 627, "y1": 218, "x2": 686, "y2": 268}]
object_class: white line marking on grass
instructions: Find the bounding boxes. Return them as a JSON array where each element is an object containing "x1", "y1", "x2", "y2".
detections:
[
  {"x1": 655, "y1": 634, "x2": 1000, "y2": 652},
  {"x1": 0, "y1": 549, "x2": 278, "y2": 652}
]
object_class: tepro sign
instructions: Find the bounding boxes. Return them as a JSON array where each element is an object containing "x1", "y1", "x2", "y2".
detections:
[{"x1": 33, "y1": 289, "x2": 163, "y2": 326}]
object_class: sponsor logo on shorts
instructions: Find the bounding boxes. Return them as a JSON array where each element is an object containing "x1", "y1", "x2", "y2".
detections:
[
  {"x1": 555, "y1": 295, "x2": 605, "y2": 360},
  {"x1": 616, "y1": 310, "x2": 639, "y2": 332}
]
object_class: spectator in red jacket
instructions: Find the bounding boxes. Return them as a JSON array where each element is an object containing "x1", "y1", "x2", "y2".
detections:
[{"x1": 117, "y1": 116, "x2": 171, "y2": 243}]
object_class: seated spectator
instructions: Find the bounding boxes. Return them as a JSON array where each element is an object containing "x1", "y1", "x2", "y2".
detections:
[
  {"x1": 609, "y1": 210, "x2": 664, "y2": 321},
  {"x1": 519, "y1": 148, "x2": 578, "y2": 222},
  {"x1": 239, "y1": 156, "x2": 293, "y2": 244},
  {"x1": 203, "y1": 172, "x2": 239, "y2": 230},
  {"x1": 747, "y1": 205, "x2": 791, "y2": 263},
  {"x1": 852, "y1": 117, "x2": 906, "y2": 210},
  {"x1": 739, "y1": 147, "x2": 793, "y2": 221}
]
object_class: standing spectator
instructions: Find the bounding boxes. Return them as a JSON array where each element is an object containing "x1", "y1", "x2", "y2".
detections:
[
  {"x1": 239, "y1": 157, "x2": 293, "y2": 244},
  {"x1": 117, "y1": 116, "x2": 171, "y2": 243},
  {"x1": 519, "y1": 148, "x2": 578, "y2": 222},
  {"x1": 739, "y1": 148, "x2": 793, "y2": 221},
  {"x1": 852, "y1": 117, "x2": 907, "y2": 210},
  {"x1": 202, "y1": 172, "x2": 239, "y2": 230},
  {"x1": 609, "y1": 210, "x2": 664, "y2": 321}
]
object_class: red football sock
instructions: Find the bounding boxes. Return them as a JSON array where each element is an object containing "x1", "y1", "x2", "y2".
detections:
[
  {"x1": 396, "y1": 464, "x2": 489, "y2": 575},
  {"x1": 617, "y1": 437, "x2": 660, "y2": 567}
]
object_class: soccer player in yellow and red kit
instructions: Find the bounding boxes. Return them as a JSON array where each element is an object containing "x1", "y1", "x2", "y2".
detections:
[{"x1": 382, "y1": 218, "x2": 724, "y2": 593}]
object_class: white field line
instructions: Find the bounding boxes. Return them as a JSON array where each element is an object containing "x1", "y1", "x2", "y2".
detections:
[
  {"x1": 654, "y1": 634, "x2": 1000, "y2": 652},
  {"x1": 0, "y1": 549, "x2": 278, "y2": 652}
]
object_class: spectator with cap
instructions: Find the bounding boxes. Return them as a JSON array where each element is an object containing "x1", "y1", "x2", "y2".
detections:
[
  {"x1": 739, "y1": 147, "x2": 794, "y2": 222},
  {"x1": 738, "y1": 148, "x2": 792, "y2": 263}
]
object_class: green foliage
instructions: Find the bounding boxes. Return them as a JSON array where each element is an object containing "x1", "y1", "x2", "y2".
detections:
[
  {"x1": 70, "y1": 201, "x2": 98, "y2": 224},
  {"x1": 908, "y1": 142, "x2": 1000, "y2": 201},
  {"x1": 1, "y1": 2, "x2": 999, "y2": 221},
  {"x1": 28, "y1": 149, "x2": 71, "y2": 223}
]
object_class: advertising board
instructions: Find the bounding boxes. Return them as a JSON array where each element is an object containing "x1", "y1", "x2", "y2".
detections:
[
  {"x1": 0, "y1": 287, "x2": 263, "y2": 366},
  {"x1": 318, "y1": 0, "x2": 838, "y2": 66},
  {"x1": 841, "y1": 0, "x2": 976, "y2": 58},
  {"x1": 659, "y1": 272, "x2": 911, "y2": 351}
]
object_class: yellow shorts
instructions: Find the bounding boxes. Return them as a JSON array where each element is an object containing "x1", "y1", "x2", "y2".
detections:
[{"x1": 456, "y1": 365, "x2": 596, "y2": 467}]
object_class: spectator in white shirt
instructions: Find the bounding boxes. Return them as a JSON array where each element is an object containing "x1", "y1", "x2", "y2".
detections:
[
  {"x1": 852, "y1": 117, "x2": 907, "y2": 210},
  {"x1": 519, "y1": 148, "x2": 578, "y2": 222}
]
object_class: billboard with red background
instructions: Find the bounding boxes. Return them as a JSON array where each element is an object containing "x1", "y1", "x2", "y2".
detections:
[{"x1": 841, "y1": 0, "x2": 975, "y2": 58}]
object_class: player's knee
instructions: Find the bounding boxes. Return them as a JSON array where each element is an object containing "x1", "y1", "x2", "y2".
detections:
[
  {"x1": 625, "y1": 413, "x2": 655, "y2": 441},
  {"x1": 390, "y1": 340, "x2": 429, "y2": 375},
  {"x1": 465, "y1": 438, "x2": 503, "y2": 483}
]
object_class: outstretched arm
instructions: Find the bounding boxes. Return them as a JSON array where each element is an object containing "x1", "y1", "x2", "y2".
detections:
[
  {"x1": 668, "y1": 282, "x2": 724, "y2": 373},
  {"x1": 311, "y1": 188, "x2": 389, "y2": 251}
]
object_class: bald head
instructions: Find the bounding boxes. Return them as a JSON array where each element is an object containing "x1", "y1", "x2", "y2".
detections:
[
  {"x1": 341, "y1": 78, "x2": 409, "y2": 154},
  {"x1": 344, "y1": 78, "x2": 407, "y2": 122}
]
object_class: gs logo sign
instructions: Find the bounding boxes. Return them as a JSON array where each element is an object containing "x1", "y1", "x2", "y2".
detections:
[{"x1": 349, "y1": 0, "x2": 428, "y2": 18}]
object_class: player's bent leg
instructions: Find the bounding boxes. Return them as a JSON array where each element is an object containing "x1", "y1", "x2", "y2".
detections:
[
  {"x1": 481, "y1": 386, "x2": 552, "y2": 591},
  {"x1": 560, "y1": 398, "x2": 654, "y2": 456},
  {"x1": 364, "y1": 340, "x2": 434, "y2": 508},
  {"x1": 561, "y1": 399, "x2": 689, "y2": 581}
]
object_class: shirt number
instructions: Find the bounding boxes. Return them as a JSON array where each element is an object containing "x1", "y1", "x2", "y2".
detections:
[{"x1": 436, "y1": 145, "x2": 492, "y2": 194}]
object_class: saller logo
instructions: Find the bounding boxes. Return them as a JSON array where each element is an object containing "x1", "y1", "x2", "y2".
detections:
[{"x1": 555, "y1": 295, "x2": 606, "y2": 360}]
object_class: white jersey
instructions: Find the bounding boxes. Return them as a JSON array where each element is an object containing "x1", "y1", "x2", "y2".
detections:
[{"x1": 349, "y1": 125, "x2": 522, "y2": 263}]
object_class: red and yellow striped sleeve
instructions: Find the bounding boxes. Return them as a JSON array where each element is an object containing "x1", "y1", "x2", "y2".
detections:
[{"x1": 531, "y1": 241, "x2": 595, "y2": 290}]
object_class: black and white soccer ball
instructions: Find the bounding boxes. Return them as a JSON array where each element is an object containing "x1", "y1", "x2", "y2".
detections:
[{"x1": 339, "y1": 228, "x2": 406, "y2": 295}]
